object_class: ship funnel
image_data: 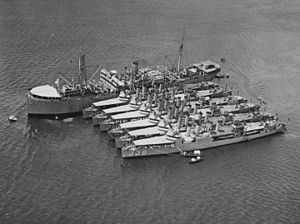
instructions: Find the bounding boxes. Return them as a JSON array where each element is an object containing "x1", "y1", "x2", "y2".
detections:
[
  {"x1": 159, "y1": 83, "x2": 163, "y2": 93},
  {"x1": 142, "y1": 86, "x2": 146, "y2": 100},
  {"x1": 176, "y1": 97, "x2": 181, "y2": 108},
  {"x1": 117, "y1": 72, "x2": 121, "y2": 80},
  {"x1": 185, "y1": 125, "x2": 191, "y2": 137},
  {"x1": 177, "y1": 115, "x2": 182, "y2": 131},
  {"x1": 182, "y1": 96, "x2": 187, "y2": 108},
  {"x1": 198, "y1": 112, "x2": 202, "y2": 124},
  {"x1": 138, "y1": 89, "x2": 142, "y2": 102},
  {"x1": 215, "y1": 121, "x2": 220, "y2": 132},
  {"x1": 184, "y1": 114, "x2": 189, "y2": 127},
  {"x1": 163, "y1": 90, "x2": 168, "y2": 99},
  {"x1": 192, "y1": 104, "x2": 197, "y2": 115},
  {"x1": 153, "y1": 90, "x2": 158, "y2": 103},
  {"x1": 167, "y1": 107, "x2": 172, "y2": 120},
  {"x1": 172, "y1": 97, "x2": 176, "y2": 108},
  {"x1": 204, "y1": 112, "x2": 209, "y2": 123},
  {"x1": 164, "y1": 99, "x2": 169, "y2": 111},
  {"x1": 132, "y1": 60, "x2": 138, "y2": 76},
  {"x1": 147, "y1": 93, "x2": 153, "y2": 105},
  {"x1": 179, "y1": 104, "x2": 184, "y2": 115},
  {"x1": 130, "y1": 61, "x2": 138, "y2": 86},
  {"x1": 171, "y1": 88, "x2": 175, "y2": 100},
  {"x1": 174, "y1": 107, "x2": 179, "y2": 120},
  {"x1": 157, "y1": 99, "x2": 163, "y2": 112},
  {"x1": 186, "y1": 104, "x2": 191, "y2": 114},
  {"x1": 195, "y1": 122, "x2": 201, "y2": 136},
  {"x1": 135, "y1": 87, "x2": 140, "y2": 100}
]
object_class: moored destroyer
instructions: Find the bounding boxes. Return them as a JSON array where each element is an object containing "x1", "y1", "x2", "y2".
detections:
[
  {"x1": 121, "y1": 117, "x2": 286, "y2": 158},
  {"x1": 115, "y1": 109, "x2": 274, "y2": 149},
  {"x1": 27, "y1": 52, "x2": 125, "y2": 117},
  {"x1": 82, "y1": 90, "x2": 132, "y2": 119}
]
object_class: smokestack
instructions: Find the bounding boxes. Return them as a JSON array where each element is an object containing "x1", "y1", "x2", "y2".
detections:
[
  {"x1": 186, "y1": 125, "x2": 191, "y2": 137},
  {"x1": 117, "y1": 72, "x2": 121, "y2": 80},
  {"x1": 153, "y1": 90, "x2": 158, "y2": 103},
  {"x1": 182, "y1": 96, "x2": 187, "y2": 108},
  {"x1": 187, "y1": 104, "x2": 191, "y2": 114},
  {"x1": 171, "y1": 88, "x2": 175, "y2": 100},
  {"x1": 179, "y1": 104, "x2": 184, "y2": 115},
  {"x1": 184, "y1": 114, "x2": 189, "y2": 127},
  {"x1": 135, "y1": 87, "x2": 140, "y2": 100},
  {"x1": 159, "y1": 83, "x2": 163, "y2": 93},
  {"x1": 147, "y1": 93, "x2": 153, "y2": 105},
  {"x1": 167, "y1": 107, "x2": 172, "y2": 120},
  {"x1": 174, "y1": 107, "x2": 179, "y2": 120},
  {"x1": 161, "y1": 90, "x2": 165, "y2": 100},
  {"x1": 164, "y1": 99, "x2": 169, "y2": 111},
  {"x1": 138, "y1": 89, "x2": 142, "y2": 102},
  {"x1": 192, "y1": 104, "x2": 197, "y2": 115},
  {"x1": 204, "y1": 112, "x2": 209, "y2": 123},
  {"x1": 157, "y1": 99, "x2": 163, "y2": 112},
  {"x1": 177, "y1": 115, "x2": 182, "y2": 131},
  {"x1": 164, "y1": 90, "x2": 168, "y2": 99},
  {"x1": 142, "y1": 86, "x2": 146, "y2": 100},
  {"x1": 215, "y1": 121, "x2": 220, "y2": 132},
  {"x1": 176, "y1": 97, "x2": 181, "y2": 108},
  {"x1": 198, "y1": 112, "x2": 202, "y2": 124},
  {"x1": 132, "y1": 60, "x2": 138, "y2": 76},
  {"x1": 195, "y1": 122, "x2": 201, "y2": 136}
]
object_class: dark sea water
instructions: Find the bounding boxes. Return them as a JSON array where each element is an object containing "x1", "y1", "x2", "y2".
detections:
[{"x1": 0, "y1": 0, "x2": 300, "y2": 223}]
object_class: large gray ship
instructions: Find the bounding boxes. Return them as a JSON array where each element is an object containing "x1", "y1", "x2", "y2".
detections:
[
  {"x1": 27, "y1": 53, "x2": 124, "y2": 117},
  {"x1": 122, "y1": 119, "x2": 286, "y2": 158}
]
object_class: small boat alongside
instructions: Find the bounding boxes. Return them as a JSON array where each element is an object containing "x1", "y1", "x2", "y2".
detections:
[
  {"x1": 188, "y1": 156, "x2": 203, "y2": 164},
  {"x1": 8, "y1": 115, "x2": 17, "y2": 122},
  {"x1": 179, "y1": 60, "x2": 221, "y2": 85},
  {"x1": 180, "y1": 150, "x2": 203, "y2": 157}
]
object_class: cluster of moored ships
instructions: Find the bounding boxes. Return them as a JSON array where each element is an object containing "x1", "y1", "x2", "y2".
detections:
[{"x1": 27, "y1": 49, "x2": 286, "y2": 159}]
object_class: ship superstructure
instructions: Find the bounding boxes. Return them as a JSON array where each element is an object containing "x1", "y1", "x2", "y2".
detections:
[{"x1": 27, "y1": 52, "x2": 125, "y2": 117}]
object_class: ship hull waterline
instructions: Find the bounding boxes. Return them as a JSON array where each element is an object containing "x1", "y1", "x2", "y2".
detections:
[
  {"x1": 27, "y1": 92, "x2": 118, "y2": 118},
  {"x1": 122, "y1": 128, "x2": 284, "y2": 158}
]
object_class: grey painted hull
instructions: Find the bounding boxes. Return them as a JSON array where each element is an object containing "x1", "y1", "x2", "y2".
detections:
[
  {"x1": 122, "y1": 128, "x2": 284, "y2": 158},
  {"x1": 27, "y1": 92, "x2": 117, "y2": 116}
]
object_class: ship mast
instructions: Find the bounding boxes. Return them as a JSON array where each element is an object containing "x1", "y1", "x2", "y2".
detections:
[
  {"x1": 78, "y1": 50, "x2": 87, "y2": 89},
  {"x1": 177, "y1": 30, "x2": 185, "y2": 72}
]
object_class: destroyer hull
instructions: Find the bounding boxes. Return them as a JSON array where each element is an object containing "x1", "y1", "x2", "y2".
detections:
[
  {"x1": 122, "y1": 128, "x2": 284, "y2": 158},
  {"x1": 82, "y1": 99, "x2": 131, "y2": 119},
  {"x1": 109, "y1": 122, "x2": 158, "y2": 139},
  {"x1": 27, "y1": 93, "x2": 117, "y2": 117}
]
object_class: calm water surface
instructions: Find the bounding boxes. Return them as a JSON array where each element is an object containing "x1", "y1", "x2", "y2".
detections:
[{"x1": 0, "y1": 0, "x2": 299, "y2": 223}]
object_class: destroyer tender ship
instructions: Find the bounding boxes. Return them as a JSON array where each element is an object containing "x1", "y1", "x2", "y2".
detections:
[{"x1": 27, "y1": 52, "x2": 125, "y2": 117}]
